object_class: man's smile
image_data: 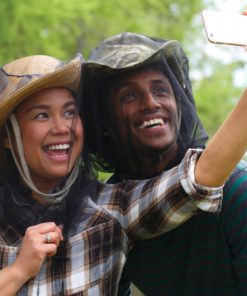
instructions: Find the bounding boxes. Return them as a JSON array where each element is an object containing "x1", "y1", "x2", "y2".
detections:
[{"x1": 139, "y1": 118, "x2": 166, "y2": 129}]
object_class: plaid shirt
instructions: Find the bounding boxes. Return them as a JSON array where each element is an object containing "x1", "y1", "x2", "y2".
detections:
[{"x1": 0, "y1": 149, "x2": 222, "y2": 295}]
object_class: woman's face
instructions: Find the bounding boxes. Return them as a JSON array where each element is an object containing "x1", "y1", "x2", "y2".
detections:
[{"x1": 13, "y1": 87, "x2": 83, "y2": 192}]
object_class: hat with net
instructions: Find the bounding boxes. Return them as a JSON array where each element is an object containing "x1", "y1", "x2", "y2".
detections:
[
  {"x1": 0, "y1": 54, "x2": 83, "y2": 128},
  {"x1": 82, "y1": 32, "x2": 208, "y2": 172}
]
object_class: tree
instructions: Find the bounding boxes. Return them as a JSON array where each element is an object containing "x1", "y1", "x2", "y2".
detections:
[
  {"x1": 0, "y1": 0, "x2": 244, "y2": 138},
  {"x1": 0, "y1": 0, "x2": 205, "y2": 63}
]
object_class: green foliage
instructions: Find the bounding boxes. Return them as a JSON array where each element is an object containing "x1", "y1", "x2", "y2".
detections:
[
  {"x1": 0, "y1": 2, "x2": 245, "y2": 295},
  {"x1": 193, "y1": 60, "x2": 243, "y2": 137},
  {"x1": 0, "y1": 0, "x2": 205, "y2": 63},
  {"x1": 98, "y1": 171, "x2": 112, "y2": 182},
  {"x1": 0, "y1": 0, "x2": 245, "y2": 144}
]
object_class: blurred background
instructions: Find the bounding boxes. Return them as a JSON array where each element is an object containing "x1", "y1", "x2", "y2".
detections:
[
  {"x1": 1, "y1": 0, "x2": 245, "y2": 294},
  {"x1": 0, "y1": 0, "x2": 246, "y2": 138}
]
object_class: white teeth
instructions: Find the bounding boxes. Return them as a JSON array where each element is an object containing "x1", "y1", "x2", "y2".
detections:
[
  {"x1": 48, "y1": 144, "x2": 70, "y2": 150},
  {"x1": 140, "y1": 118, "x2": 164, "y2": 129}
]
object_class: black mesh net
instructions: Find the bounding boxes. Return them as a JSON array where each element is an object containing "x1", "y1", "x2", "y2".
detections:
[{"x1": 80, "y1": 34, "x2": 208, "y2": 175}]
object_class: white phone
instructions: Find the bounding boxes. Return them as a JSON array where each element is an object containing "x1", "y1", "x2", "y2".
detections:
[{"x1": 201, "y1": 10, "x2": 247, "y2": 47}]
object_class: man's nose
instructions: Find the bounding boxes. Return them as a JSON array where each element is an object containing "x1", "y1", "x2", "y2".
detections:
[{"x1": 141, "y1": 92, "x2": 161, "y2": 110}]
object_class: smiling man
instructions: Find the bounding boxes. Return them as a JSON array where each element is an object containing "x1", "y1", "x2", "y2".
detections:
[
  {"x1": 108, "y1": 65, "x2": 179, "y2": 178},
  {"x1": 81, "y1": 32, "x2": 247, "y2": 295}
]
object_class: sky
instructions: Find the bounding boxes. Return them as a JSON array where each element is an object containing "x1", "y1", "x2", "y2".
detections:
[{"x1": 212, "y1": 0, "x2": 245, "y2": 12}]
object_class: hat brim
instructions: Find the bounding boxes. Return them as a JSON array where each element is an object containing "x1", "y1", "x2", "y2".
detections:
[
  {"x1": 0, "y1": 56, "x2": 81, "y2": 128},
  {"x1": 85, "y1": 39, "x2": 186, "y2": 90},
  {"x1": 86, "y1": 40, "x2": 180, "y2": 70}
]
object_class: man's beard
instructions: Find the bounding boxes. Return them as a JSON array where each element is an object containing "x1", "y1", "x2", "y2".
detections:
[
  {"x1": 128, "y1": 137, "x2": 178, "y2": 172},
  {"x1": 115, "y1": 117, "x2": 180, "y2": 177}
]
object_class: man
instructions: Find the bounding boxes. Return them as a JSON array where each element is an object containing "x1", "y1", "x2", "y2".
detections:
[{"x1": 82, "y1": 32, "x2": 247, "y2": 295}]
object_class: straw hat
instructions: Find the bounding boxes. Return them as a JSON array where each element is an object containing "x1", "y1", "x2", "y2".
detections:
[{"x1": 0, "y1": 54, "x2": 83, "y2": 128}]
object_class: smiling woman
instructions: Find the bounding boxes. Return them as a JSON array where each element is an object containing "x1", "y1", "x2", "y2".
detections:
[
  {"x1": 12, "y1": 88, "x2": 83, "y2": 194},
  {"x1": 1, "y1": 55, "x2": 83, "y2": 204}
]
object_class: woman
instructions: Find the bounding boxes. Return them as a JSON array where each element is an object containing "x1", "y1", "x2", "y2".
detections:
[{"x1": 0, "y1": 53, "x2": 240, "y2": 296}]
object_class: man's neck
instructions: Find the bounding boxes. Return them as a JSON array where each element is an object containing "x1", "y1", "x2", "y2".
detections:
[{"x1": 120, "y1": 145, "x2": 179, "y2": 180}]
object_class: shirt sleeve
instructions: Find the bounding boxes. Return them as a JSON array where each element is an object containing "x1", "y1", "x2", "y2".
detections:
[{"x1": 97, "y1": 148, "x2": 223, "y2": 240}]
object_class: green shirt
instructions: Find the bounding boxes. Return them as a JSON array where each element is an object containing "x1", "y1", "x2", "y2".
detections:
[{"x1": 118, "y1": 162, "x2": 247, "y2": 296}]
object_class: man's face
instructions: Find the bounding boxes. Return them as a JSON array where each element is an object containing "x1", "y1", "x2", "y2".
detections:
[{"x1": 109, "y1": 68, "x2": 179, "y2": 156}]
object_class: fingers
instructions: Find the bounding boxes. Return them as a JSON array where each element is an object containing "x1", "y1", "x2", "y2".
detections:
[
  {"x1": 31, "y1": 222, "x2": 63, "y2": 236},
  {"x1": 24, "y1": 222, "x2": 64, "y2": 255},
  {"x1": 56, "y1": 225, "x2": 64, "y2": 241},
  {"x1": 12, "y1": 222, "x2": 65, "y2": 280},
  {"x1": 42, "y1": 231, "x2": 61, "y2": 247},
  {"x1": 27, "y1": 222, "x2": 64, "y2": 241},
  {"x1": 44, "y1": 233, "x2": 52, "y2": 243},
  {"x1": 41, "y1": 224, "x2": 64, "y2": 257}
]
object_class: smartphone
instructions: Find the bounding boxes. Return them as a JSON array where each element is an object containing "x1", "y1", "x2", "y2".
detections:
[{"x1": 201, "y1": 10, "x2": 247, "y2": 47}]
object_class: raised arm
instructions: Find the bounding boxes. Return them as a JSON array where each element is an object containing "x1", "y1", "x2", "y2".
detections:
[
  {"x1": 195, "y1": 88, "x2": 247, "y2": 187},
  {"x1": 195, "y1": 11, "x2": 247, "y2": 187},
  {"x1": 98, "y1": 148, "x2": 222, "y2": 240},
  {"x1": 99, "y1": 85, "x2": 247, "y2": 240}
]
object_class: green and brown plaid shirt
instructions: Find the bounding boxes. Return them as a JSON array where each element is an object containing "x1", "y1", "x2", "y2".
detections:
[{"x1": 0, "y1": 149, "x2": 222, "y2": 295}]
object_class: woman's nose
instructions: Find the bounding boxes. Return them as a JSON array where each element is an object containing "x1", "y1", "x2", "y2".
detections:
[{"x1": 50, "y1": 117, "x2": 70, "y2": 134}]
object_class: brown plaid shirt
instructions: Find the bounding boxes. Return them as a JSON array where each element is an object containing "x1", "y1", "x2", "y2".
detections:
[{"x1": 0, "y1": 149, "x2": 222, "y2": 295}]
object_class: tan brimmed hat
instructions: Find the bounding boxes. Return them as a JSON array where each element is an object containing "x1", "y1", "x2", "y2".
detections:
[{"x1": 0, "y1": 54, "x2": 83, "y2": 128}]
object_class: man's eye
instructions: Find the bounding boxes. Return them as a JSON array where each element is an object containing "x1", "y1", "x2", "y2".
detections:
[
  {"x1": 121, "y1": 93, "x2": 136, "y2": 102},
  {"x1": 154, "y1": 88, "x2": 168, "y2": 95}
]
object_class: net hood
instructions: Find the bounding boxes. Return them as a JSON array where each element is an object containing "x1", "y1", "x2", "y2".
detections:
[{"x1": 81, "y1": 32, "x2": 208, "y2": 173}]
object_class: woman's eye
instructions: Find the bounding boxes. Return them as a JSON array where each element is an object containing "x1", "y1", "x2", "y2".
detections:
[
  {"x1": 34, "y1": 112, "x2": 48, "y2": 119},
  {"x1": 64, "y1": 109, "x2": 78, "y2": 118}
]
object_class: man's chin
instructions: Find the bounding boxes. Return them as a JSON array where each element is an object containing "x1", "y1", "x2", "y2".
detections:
[
  {"x1": 142, "y1": 141, "x2": 176, "y2": 152},
  {"x1": 136, "y1": 141, "x2": 178, "y2": 159}
]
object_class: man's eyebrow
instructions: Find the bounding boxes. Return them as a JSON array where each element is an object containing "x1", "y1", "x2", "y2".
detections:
[
  {"x1": 150, "y1": 78, "x2": 170, "y2": 84},
  {"x1": 113, "y1": 78, "x2": 169, "y2": 90},
  {"x1": 111, "y1": 81, "x2": 136, "y2": 91}
]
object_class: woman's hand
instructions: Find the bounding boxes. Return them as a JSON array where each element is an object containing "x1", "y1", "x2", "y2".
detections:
[
  {"x1": 0, "y1": 222, "x2": 63, "y2": 295},
  {"x1": 13, "y1": 222, "x2": 63, "y2": 281}
]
